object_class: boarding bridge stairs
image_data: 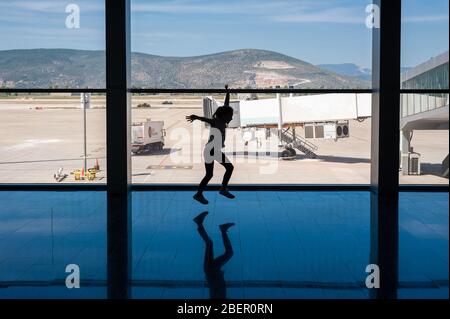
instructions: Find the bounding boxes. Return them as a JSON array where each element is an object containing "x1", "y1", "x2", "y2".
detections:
[{"x1": 280, "y1": 128, "x2": 318, "y2": 159}]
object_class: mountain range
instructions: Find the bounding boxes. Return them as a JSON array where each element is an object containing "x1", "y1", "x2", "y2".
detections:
[
  {"x1": 0, "y1": 48, "x2": 370, "y2": 89},
  {"x1": 317, "y1": 63, "x2": 413, "y2": 81},
  {"x1": 317, "y1": 63, "x2": 372, "y2": 81}
]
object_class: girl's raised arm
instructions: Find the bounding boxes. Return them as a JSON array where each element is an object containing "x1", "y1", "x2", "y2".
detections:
[{"x1": 186, "y1": 115, "x2": 214, "y2": 125}]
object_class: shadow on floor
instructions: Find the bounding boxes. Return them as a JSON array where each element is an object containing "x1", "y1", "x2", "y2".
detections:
[
  {"x1": 420, "y1": 163, "x2": 448, "y2": 179},
  {"x1": 225, "y1": 151, "x2": 371, "y2": 163},
  {"x1": 132, "y1": 148, "x2": 180, "y2": 156}
]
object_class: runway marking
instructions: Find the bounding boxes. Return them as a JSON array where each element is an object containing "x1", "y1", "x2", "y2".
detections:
[
  {"x1": 3, "y1": 139, "x2": 60, "y2": 151},
  {"x1": 147, "y1": 165, "x2": 193, "y2": 170}
]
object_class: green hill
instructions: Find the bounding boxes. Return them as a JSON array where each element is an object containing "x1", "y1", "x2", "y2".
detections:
[{"x1": 0, "y1": 48, "x2": 369, "y2": 89}]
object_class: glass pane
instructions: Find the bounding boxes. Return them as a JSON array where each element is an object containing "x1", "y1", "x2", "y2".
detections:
[
  {"x1": 399, "y1": 93, "x2": 449, "y2": 184},
  {"x1": 0, "y1": 191, "x2": 107, "y2": 298},
  {"x1": 131, "y1": 92, "x2": 371, "y2": 184},
  {"x1": 0, "y1": 93, "x2": 107, "y2": 183},
  {"x1": 400, "y1": 0, "x2": 449, "y2": 185},
  {"x1": 398, "y1": 192, "x2": 449, "y2": 299},
  {"x1": 131, "y1": 0, "x2": 372, "y2": 89},
  {"x1": 0, "y1": 0, "x2": 105, "y2": 89},
  {"x1": 401, "y1": 0, "x2": 449, "y2": 89}
]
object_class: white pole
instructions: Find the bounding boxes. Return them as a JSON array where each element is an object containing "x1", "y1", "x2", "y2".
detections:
[
  {"x1": 277, "y1": 93, "x2": 283, "y2": 147},
  {"x1": 81, "y1": 93, "x2": 88, "y2": 173}
]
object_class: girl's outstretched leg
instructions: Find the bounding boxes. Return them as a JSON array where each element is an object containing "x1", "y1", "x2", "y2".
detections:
[
  {"x1": 219, "y1": 154, "x2": 235, "y2": 199},
  {"x1": 194, "y1": 162, "x2": 214, "y2": 204}
]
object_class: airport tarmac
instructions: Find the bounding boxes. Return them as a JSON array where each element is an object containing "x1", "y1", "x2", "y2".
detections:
[{"x1": 0, "y1": 97, "x2": 448, "y2": 185}]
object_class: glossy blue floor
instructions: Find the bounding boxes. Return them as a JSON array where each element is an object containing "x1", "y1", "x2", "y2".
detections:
[{"x1": 0, "y1": 190, "x2": 447, "y2": 299}]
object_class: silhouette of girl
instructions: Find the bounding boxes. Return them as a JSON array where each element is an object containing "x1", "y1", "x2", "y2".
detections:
[{"x1": 186, "y1": 85, "x2": 235, "y2": 204}]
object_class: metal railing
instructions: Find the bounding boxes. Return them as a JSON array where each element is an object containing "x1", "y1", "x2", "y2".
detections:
[{"x1": 281, "y1": 128, "x2": 318, "y2": 151}]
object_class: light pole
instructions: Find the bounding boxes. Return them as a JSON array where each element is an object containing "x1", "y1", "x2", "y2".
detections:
[{"x1": 81, "y1": 93, "x2": 90, "y2": 174}]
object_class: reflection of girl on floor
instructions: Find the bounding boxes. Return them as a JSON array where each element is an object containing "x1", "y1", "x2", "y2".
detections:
[
  {"x1": 186, "y1": 85, "x2": 235, "y2": 205},
  {"x1": 193, "y1": 211, "x2": 234, "y2": 299}
]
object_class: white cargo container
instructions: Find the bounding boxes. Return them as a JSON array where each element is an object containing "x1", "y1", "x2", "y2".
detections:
[{"x1": 131, "y1": 119, "x2": 165, "y2": 154}]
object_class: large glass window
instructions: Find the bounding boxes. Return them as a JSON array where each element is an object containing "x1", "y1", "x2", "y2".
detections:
[{"x1": 130, "y1": 0, "x2": 373, "y2": 184}]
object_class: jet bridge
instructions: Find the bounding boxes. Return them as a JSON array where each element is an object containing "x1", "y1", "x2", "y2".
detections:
[{"x1": 203, "y1": 93, "x2": 372, "y2": 159}]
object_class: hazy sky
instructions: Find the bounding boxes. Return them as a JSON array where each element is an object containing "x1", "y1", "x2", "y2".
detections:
[{"x1": 0, "y1": 0, "x2": 448, "y2": 68}]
